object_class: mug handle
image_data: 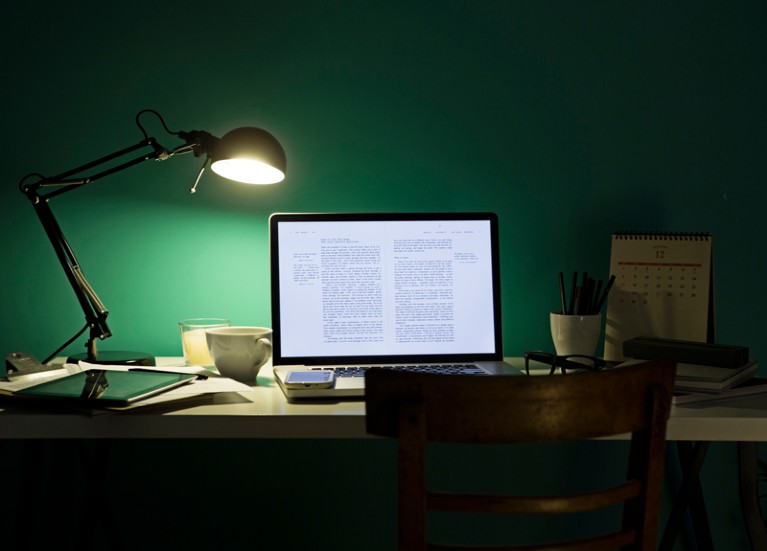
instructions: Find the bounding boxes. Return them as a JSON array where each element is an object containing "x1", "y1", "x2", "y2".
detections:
[{"x1": 255, "y1": 337, "x2": 272, "y2": 368}]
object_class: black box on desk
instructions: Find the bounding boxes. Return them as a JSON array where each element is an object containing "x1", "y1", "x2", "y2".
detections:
[{"x1": 623, "y1": 337, "x2": 749, "y2": 369}]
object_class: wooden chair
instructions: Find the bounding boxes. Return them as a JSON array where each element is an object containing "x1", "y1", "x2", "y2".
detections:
[{"x1": 365, "y1": 359, "x2": 676, "y2": 551}]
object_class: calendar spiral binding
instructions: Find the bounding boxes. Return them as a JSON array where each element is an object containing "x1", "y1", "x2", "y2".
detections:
[{"x1": 613, "y1": 231, "x2": 711, "y2": 241}]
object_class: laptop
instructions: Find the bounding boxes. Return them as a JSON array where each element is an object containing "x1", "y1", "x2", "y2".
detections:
[{"x1": 269, "y1": 212, "x2": 522, "y2": 399}]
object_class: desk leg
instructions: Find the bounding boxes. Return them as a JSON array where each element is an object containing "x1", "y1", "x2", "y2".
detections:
[
  {"x1": 738, "y1": 442, "x2": 767, "y2": 551},
  {"x1": 659, "y1": 441, "x2": 714, "y2": 551}
]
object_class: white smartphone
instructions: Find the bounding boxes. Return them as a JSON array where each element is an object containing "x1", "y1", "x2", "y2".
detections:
[{"x1": 284, "y1": 370, "x2": 335, "y2": 389}]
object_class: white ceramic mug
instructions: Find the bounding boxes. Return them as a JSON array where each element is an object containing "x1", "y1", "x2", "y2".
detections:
[
  {"x1": 549, "y1": 312, "x2": 602, "y2": 357},
  {"x1": 205, "y1": 326, "x2": 272, "y2": 383}
]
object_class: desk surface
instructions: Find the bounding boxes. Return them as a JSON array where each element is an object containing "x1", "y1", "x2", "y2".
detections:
[{"x1": 1, "y1": 358, "x2": 766, "y2": 441}]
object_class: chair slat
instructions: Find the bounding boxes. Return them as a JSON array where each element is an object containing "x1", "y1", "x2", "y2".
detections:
[{"x1": 428, "y1": 480, "x2": 641, "y2": 514}]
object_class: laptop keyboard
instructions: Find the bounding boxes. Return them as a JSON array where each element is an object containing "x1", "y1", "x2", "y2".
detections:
[{"x1": 316, "y1": 364, "x2": 488, "y2": 378}]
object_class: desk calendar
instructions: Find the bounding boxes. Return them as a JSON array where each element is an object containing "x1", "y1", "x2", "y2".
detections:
[{"x1": 603, "y1": 232, "x2": 714, "y2": 361}]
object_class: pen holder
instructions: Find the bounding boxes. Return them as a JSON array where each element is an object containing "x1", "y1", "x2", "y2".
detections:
[{"x1": 550, "y1": 312, "x2": 602, "y2": 357}]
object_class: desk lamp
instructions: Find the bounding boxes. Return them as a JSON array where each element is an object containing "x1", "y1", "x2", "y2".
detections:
[{"x1": 18, "y1": 109, "x2": 286, "y2": 366}]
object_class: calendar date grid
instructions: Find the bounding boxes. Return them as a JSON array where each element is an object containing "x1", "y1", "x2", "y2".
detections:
[{"x1": 615, "y1": 261, "x2": 703, "y2": 304}]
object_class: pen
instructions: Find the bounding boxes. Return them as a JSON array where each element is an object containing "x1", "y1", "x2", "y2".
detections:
[
  {"x1": 581, "y1": 276, "x2": 594, "y2": 315},
  {"x1": 559, "y1": 272, "x2": 567, "y2": 315},
  {"x1": 574, "y1": 272, "x2": 588, "y2": 315},
  {"x1": 593, "y1": 274, "x2": 616, "y2": 314},
  {"x1": 569, "y1": 271, "x2": 577, "y2": 315},
  {"x1": 591, "y1": 279, "x2": 603, "y2": 315}
]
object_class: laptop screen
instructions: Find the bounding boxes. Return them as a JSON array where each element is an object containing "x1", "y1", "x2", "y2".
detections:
[{"x1": 269, "y1": 213, "x2": 503, "y2": 365}]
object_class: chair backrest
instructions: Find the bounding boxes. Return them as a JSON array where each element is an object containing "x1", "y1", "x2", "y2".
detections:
[{"x1": 365, "y1": 359, "x2": 676, "y2": 551}]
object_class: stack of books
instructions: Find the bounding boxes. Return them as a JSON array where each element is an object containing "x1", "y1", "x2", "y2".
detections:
[
  {"x1": 623, "y1": 337, "x2": 764, "y2": 404},
  {"x1": 673, "y1": 359, "x2": 757, "y2": 393}
]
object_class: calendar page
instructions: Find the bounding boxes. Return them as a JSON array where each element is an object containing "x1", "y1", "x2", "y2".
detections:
[{"x1": 603, "y1": 232, "x2": 713, "y2": 361}]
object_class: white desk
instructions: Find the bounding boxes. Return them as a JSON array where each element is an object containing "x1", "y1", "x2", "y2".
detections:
[
  {"x1": 2, "y1": 358, "x2": 767, "y2": 441},
  {"x1": 1, "y1": 357, "x2": 764, "y2": 550}
]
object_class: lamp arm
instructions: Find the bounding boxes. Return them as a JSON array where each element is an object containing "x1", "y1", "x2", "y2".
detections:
[
  {"x1": 19, "y1": 137, "x2": 174, "y2": 360},
  {"x1": 28, "y1": 194, "x2": 111, "y2": 357}
]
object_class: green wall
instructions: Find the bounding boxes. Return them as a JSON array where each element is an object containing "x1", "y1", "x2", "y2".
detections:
[{"x1": 2, "y1": 1, "x2": 765, "y2": 549}]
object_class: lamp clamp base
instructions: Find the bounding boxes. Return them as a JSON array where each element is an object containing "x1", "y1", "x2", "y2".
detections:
[{"x1": 4, "y1": 352, "x2": 68, "y2": 381}]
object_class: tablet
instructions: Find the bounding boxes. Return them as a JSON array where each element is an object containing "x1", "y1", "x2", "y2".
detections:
[{"x1": 15, "y1": 369, "x2": 196, "y2": 407}]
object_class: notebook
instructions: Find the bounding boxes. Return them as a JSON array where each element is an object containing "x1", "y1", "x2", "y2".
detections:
[{"x1": 269, "y1": 212, "x2": 522, "y2": 399}]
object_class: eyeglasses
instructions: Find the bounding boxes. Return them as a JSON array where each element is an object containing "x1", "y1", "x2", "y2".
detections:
[{"x1": 523, "y1": 350, "x2": 608, "y2": 376}]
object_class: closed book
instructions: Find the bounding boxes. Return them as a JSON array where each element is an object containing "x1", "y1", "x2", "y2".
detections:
[
  {"x1": 674, "y1": 376, "x2": 767, "y2": 405},
  {"x1": 673, "y1": 360, "x2": 758, "y2": 393}
]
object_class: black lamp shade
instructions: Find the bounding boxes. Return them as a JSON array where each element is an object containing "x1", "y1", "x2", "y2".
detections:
[{"x1": 210, "y1": 127, "x2": 287, "y2": 184}]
